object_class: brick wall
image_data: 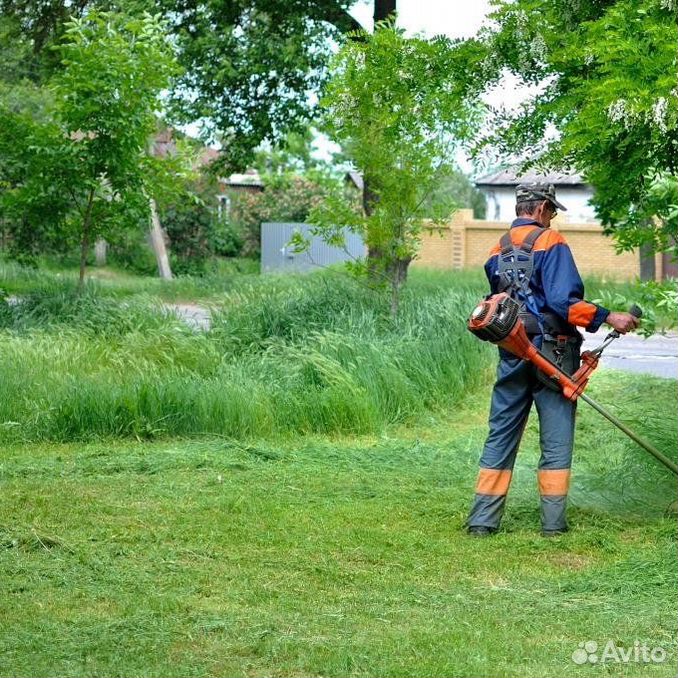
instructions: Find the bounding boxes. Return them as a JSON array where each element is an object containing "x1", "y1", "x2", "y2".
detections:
[{"x1": 414, "y1": 209, "x2": 643, "y2": 281}]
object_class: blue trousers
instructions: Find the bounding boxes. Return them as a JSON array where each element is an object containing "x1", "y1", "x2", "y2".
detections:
[{"x1": 467, "y1": 351, "x2": 578, "y2": 532}]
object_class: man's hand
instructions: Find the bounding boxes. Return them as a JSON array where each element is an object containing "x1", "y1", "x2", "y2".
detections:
[{"x1": 605, "y1": 311, "x2": 640, "y2": 334}]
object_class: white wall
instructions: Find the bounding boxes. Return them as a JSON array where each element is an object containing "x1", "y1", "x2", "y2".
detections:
[{"x1": 481, "y1": 186, "x2": 598, "y2": 224}]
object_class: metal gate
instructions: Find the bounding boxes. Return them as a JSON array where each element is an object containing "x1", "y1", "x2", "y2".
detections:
[{"x1": 260, "y1": 222, "x2": 366, "y2": 273}]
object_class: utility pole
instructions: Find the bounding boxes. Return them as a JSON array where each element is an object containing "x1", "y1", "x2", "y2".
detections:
[{"x1": 148, "y1": 196, "x2": 173, "y2": 280}]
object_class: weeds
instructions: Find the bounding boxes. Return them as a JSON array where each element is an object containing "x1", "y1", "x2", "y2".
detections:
[{"x1": 0, "y1": 268, "x2": 493, "y2": 442}]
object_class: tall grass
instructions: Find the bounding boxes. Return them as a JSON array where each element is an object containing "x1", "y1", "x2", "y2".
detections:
[
  {"x1": 0, "y1": 268, "x2": 493, "y2": 442},
  {"x1": 0, "y1": 256, "x2": 259, "y2": 302}
]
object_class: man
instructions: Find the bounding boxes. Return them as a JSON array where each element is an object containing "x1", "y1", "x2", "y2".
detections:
[{"x1": 466, "y1": 183, "x2": 638, "y2": 537}]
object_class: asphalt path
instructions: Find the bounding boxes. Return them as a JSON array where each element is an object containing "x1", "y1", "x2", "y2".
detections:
[{"x1": 581, "y1": 328, "x2": 677, "y2": 379}]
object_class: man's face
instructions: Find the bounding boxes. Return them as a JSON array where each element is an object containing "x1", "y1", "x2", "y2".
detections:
[{"x1": 536, "y1": 200, "x2": 557, "y2": 227}]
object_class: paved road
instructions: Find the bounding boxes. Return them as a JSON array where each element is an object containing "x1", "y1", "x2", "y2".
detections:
[
  {"x1": 169, "y1": 303, "x2": 678, "y2": 380},
  {"x1": 581, "y1": 328, "x2": 677, "y2": 379},
  {"x1": 167, "y1": 303, "x2": 211, "y2": 331}
]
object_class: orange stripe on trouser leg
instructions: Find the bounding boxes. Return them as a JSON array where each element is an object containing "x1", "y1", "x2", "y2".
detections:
[
  {"x1": 476, "y1": 469, "x2": 512, "y2": 496},
  {"x1": 538, "y1": 469, "x2": 571, "y2": 496}
]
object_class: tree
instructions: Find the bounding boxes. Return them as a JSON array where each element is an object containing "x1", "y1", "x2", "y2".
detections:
[
  {"x1": 422, "y1": 166, "x2": 486, "y2": 220},
  {"x1": 1, "y1": 0, "x2": 395, "y2": 170},
  {"x1": 456, "y1": 0, "x2": 677, "y2": 253},
  {"x1": 303, "y1": 23, "x2": 480, "y2": 316},
  {"x1": 0, "y1": 11, "x2": 179, "y2": 287}
]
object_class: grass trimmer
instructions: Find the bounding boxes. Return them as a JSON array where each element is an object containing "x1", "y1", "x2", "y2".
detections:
[{"x1": 468, "y1": 293, "x2": 678, "y2": 476}]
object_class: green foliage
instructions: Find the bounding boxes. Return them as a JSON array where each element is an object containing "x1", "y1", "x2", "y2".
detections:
[
  {"x1": 0, "y1": 16, "x2": 54, "y2": 121},
  {"x1": 461, "y1": 0, "x2": 678, "y2": 252},
  {"x1": 252, "y1": 126, "x2": 327, "y2": 176},
  {"x1": 305, "y1": 22, "x2": 481, "y2": 315},
  {"x1": 145, "y1": 166, "x2": 232, "y2": 276},
  {"x1": 159, "y1": 0, "x2": 358, "y2": 169},
  {"x1": 227, "y1": 173, "x2": 344, "y2": 257},
  {"x1": 1, "y1": 0, "x2": 370, "y2": 170},
  {"x1": 0, "y1": 11, "x2": 181, "y2": 282},
  {"x1": 610, "y1": 173, "x2": 678, "y2": 254},
  {"x1": 589, "y1": 277, "x2": 678, "y2": 337},
  {"x1": 422, "y1": 165, "x2": 487, "y2": 219}
]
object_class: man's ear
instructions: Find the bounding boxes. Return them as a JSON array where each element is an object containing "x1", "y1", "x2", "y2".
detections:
[{"x1": 535, "y1": 200, "x2": 548, "y2": 221}]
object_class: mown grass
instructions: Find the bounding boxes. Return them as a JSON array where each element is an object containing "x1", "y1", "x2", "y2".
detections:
[{"x1": 0, "y1": 373, "x2": 675, "y2": 678}]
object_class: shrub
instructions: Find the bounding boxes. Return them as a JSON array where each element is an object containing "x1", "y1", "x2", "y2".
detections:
[{"x1": 226, "y1": 173, "x2": 341, "y2": 257}]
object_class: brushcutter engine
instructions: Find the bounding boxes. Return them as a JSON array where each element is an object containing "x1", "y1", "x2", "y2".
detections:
[{"x1": 468, "y1": 294, "x2": 521, "y2": 342}]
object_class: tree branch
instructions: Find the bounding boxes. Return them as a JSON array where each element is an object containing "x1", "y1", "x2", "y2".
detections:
[{"x1": 311, "y1": 1, "x2": 365, "y2": 34}]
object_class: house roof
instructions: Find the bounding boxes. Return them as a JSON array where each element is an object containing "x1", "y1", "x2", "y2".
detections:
[
  {"x1": 475, "y1": 169, "x2": 587, "y2": 188},
  {"x1": 223, "y1": 170, "x2": 264, "y2": 188}
]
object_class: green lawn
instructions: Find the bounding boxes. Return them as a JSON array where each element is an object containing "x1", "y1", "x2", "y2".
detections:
[{"x1": 1, "y1": 373, "x2": 675, "y2": 678}]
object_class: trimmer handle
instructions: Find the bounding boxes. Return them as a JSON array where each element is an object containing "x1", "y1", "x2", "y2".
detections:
[
  {"x1": 629, "y1": 303, "x2": 643, "y2": 319},
  {"x1": 607, "y1": 303, "x2": 642, "y2": 340}
]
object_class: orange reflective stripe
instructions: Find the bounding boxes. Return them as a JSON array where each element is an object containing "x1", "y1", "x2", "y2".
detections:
[
  {"x1": 568, "y1": 300, "x2": 597, "y2": 327},
  {"x1": 538, "y1": 469, "x2": 571, "y2": 496},
  {"x1": 488, "y1": 226, "x2": 566, "y2": 256},
  {"x1": 476, "y1": 469, "x2": 512, "y2": 496}
]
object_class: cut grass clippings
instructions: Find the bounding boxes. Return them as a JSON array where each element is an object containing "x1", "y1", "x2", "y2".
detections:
[{"x1": 0, "y1": 373, "x2": 675, "y2": 677}]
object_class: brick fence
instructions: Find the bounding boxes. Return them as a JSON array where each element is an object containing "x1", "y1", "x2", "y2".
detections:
[{"x1": 413, "y1": 209, "x2": 664, "y2": 281}]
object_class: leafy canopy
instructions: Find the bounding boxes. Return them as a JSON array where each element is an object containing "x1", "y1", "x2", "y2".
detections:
[
  {"x1": 301, "y1": 22, "x2": 480, "y2": 314},
  {"x1": 1, "y1": 0, "x2": 364, "y2": 169},
  {"x1": 458, "y1": 0, "x2": 678, "y2": 252}
]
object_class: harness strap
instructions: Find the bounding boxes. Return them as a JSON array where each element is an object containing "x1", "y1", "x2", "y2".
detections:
[
  {"x1": 520, "y1": 226, "x2": 545, "y2": 253},
  {"x1": 499, "y1": 226, "x2": 545, "y2": 256},
  {"x1": 499, "y1": 232, "x2": 513, "y2": 255},
  {"x1": 496, "y1": 226, "x2": 546, "y2": 322}
]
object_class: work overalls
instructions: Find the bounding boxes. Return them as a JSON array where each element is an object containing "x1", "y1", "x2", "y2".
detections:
[{"x1": 466, "y1": 220, "x2": 607, "y2": 533}]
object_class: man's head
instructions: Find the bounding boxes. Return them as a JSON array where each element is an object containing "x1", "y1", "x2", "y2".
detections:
[{"x1": 515, "y1": 183, "x2": 567, "y2": 227}]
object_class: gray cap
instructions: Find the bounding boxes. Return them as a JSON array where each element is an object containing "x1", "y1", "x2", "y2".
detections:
[{"x1": 515, "y1": 183, "x2": 567, "y2": 211}]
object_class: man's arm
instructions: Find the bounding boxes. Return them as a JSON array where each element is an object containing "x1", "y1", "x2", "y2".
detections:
[{"x1": 539, "y1": 232, "x2": 610, "y2": 332}]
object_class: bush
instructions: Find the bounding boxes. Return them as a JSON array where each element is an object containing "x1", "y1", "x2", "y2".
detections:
[{"x1": 226, "y1": 173, "x2": 345, "y2": 257}]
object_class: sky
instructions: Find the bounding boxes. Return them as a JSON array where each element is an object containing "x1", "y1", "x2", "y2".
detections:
[
  {"x1": 308, "y1": 0, "x2": 537, "y2": 175},
  {"x1": 348, "y1": 0, "x2": 493, "y2": 40}
]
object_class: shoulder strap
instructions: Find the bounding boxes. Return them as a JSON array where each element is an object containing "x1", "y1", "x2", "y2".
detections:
[
  {"x1": 499, "y1": 231, "x2": 513, "y2": 255},
  {"x1": 519, "y1": 226, "x2": 546, "y2": 253},
  {"x1": 498, "y1": 226, "x2": 545, "y2": 255}
]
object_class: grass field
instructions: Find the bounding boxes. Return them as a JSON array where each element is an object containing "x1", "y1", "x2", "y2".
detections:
[
  {"x1": 0, "y1": 260, "x2": 675, "y2": 677},
  {"x1": 1, "y1": 371, "x2": 676, "y2": 678}
]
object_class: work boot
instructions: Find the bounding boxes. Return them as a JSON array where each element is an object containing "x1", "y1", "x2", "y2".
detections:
[
  {"x1": 541, "y1": 527, "x2": 569, "y2": 538},
  {"x1": 467, "y1": 525, "x2": 495, "y2": 537}
]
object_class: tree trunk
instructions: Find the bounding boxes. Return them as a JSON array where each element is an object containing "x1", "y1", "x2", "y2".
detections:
[
  {"x1": 149, "y1": 196, "x2": 173, "y2": 280},
  {"x1": 78, "y1": 188, "x2": 96, "y2": 292},
  {"x1": 388, "y1": 255, "x2": 411, "y2": 318},
  {"x1": 363, "y1": 1, "x2": 396, "y2": 277},
  {"x1": 362, "y1": 173, "x2": 384, "y2": 280},
  {"x1": 374, "y1": 0, "x2": 396, "y2": 23}
]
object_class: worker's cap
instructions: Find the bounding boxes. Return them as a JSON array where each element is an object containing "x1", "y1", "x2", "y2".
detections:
[{"x1": 515, "y1": 183, "x2": 567, "y2": 211}]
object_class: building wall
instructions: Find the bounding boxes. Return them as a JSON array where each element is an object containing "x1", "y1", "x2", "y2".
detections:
[
  {"x1": 481, "y1": 186, "x2": 598, "y2": 224},
  {"x1": 414, "y1": 209, "x2": 642, "y2": 281}
]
